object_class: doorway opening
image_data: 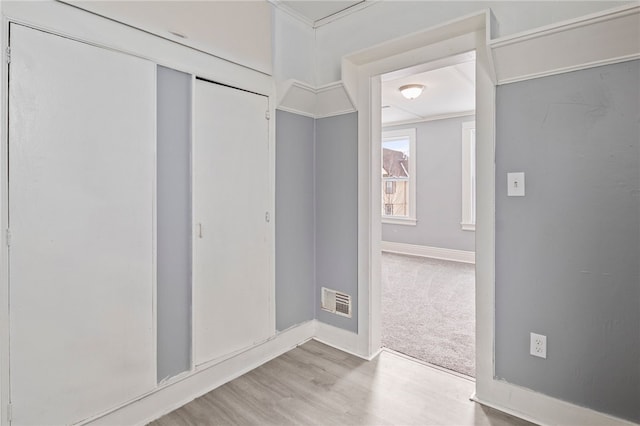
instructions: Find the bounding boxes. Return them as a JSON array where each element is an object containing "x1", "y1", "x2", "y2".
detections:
[{"x1": 379, "y1": 52, "x2": 476, "y2": 378}]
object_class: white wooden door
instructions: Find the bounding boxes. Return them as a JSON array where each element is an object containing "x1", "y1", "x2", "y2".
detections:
[
  {"x1": 193, "y1": 79, "x2": 272, "y2": 365},
  {"x1": 8, "y1": 25, "x2": 156, "y2": 425}
]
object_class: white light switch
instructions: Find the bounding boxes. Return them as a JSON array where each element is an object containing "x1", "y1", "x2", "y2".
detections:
[{"x1": 507, "y1": 172, "x2": 525, "y2": 196}]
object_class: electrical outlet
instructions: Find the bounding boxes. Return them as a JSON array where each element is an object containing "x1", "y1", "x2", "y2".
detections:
[{"x1": 530, "y1": 332, "x2": 547, "y2": 359}]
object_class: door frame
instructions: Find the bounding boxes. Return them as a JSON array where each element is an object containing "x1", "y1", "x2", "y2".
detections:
[{"x1": 342, "y1": 10, "x2": 496, "y2": 399}]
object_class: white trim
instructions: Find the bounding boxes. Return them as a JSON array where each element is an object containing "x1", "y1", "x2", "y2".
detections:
[
  {"x1": 189, "y1": 74, "x2": 198, "y2": 373},
  {"x1": 277, "y1": 79, "x2": 356, "y2": 119},
  {"x1": 461, "y1": 223, "x2": 476, "y2": 232},
  {"x1": 267, "y1": 0, "x2": 377, "y2": 30},
  {"x1": 80, "y1": 321, "x2": 316, "y2": 426},
  {"x1": 490, "y1": 4, "x2": 640, "y2": 84},
  {"x1": 267, "y1": 0, "x2": 314, "y2": 28},
  {"x1": 313, "y1": 1, "x2": 377, "y2": 29},
  {"x1": 0, "y1": 14, "x2": 8, "y2": 426},
  {"x1": 381, "y1": 217, "x2": 416, "y2": 226},
  {"x1": 381, "y1": 241, "x2": 475, "y2": 264},
  {"x1": 275, "y1": 105, "x2": 317, "y2": 119},
  {"x1": 382, "y1": 128, "x2": 416, "y2": 223},
  {"x1": 461, "y1": 120, "x2": 476, "y2": 231},
  {"x1": 341, "y1": 7, "x2": 496, "y2": 423},
  {"x1": 490, "y1": 4, "x2": 639, "y2": 49},
  {"x1": 313, "y1": 321, "x2": 373, "y2": 360},
  {"x1": 493, "y1": 54, "x2": 640, "y2": 86},
  {"x1": 384, "y1": 110, "x2": 475, "y2": 127},
  {"x1": 472, "y1": 381, "x2": 639, "y2": 426}
]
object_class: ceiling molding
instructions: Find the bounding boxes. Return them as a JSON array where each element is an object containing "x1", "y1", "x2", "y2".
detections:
[
  {"x1": 490, "y1": 3, "x2": 640, "y2": 85},
  {"x1": 383, "y1": 110, "x2": 476, "y2": 128},
  {"x1": 268, "y1": 0, "x2": 314, "y2": 28},
  {"x1": 314, "y1": 1, "x2": 377, "y2": 29},
  {"x1": 268, "y1": 0, "x2": 376, "y2": 29},
  {"x1": 277, "y1": 80, "x2": 356, "y2": 119}
]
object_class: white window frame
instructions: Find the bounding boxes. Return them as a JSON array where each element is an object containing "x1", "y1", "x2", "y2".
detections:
[
  {"x1": 461, "y1": 121, "x2": 476, "y2": 231},
  {"x1": 382, "y1": 128, "x2": 416, "y2": 226}
]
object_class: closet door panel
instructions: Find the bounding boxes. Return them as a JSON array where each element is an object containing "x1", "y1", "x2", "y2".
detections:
[
  {"x1": 193, "y1": 80, "x2": 271, "y2": 365},
  {"x1": 8, "y1": 25, "x2": 155, "y2": 425}
]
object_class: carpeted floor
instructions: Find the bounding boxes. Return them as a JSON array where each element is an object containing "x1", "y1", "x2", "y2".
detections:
[{"x1": 381, "y1": 252, "x2": 476, "y2": 377}]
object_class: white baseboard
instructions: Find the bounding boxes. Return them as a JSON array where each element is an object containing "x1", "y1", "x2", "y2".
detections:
[
  {"x1": 381, "y1": 241, "x2": 475, "y2": 264},
  {"x1": 474, "y1": 379, "x2": 639, "y2": 426},
  {"x1": 313, "y1": 320, "x2": 373, "y2": 360},
  {"x1": 79, "y1": 315, "x2": 637, "y2": 426},
  {"x1": 84, "y1": 321, "x2": 315, "y2": 426}
]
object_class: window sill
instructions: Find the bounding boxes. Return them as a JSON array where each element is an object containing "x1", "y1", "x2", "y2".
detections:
[
  {"x1": 382, "y1": 217, "x2": 417, "y2": 226},
  {"x1": 461, "y1": 222, "x2": 476, "y2": 231}
]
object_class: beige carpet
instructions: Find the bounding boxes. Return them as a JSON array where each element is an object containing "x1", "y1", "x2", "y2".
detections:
[{"x1": 381, "y1": 252, "x2": 475, "y2": 377}]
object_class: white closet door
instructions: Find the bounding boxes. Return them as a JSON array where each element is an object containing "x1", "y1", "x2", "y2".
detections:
[
  {"x1": 193, "y1": 79, "x2": 271, "y2": 365},
  {"x1": 8, "y1": 25, "x2": 155, "y2": 425}
]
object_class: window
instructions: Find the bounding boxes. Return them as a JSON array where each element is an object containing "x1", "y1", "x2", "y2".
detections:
[
  {"x1": 382, "y1": 128, "x2": 416, "y2": 225},
  {"x1": 461, "y1": 121, "x2": 476, "y2": 231}
]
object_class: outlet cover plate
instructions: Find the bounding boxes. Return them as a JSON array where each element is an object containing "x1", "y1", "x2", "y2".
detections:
[{"x1": 530, "y1": 332, "x2": 547, "y2": 359}]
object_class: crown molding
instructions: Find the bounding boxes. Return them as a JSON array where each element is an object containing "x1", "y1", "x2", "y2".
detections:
[
  {"x1": 277, "y1": 80, "x2": 356, "y2": 119},
  {"x1": 268, "y1": 0, "x2": 377, "y2": 30},
  {"x1": 313, "y1": 1, "x2": 377, "y2": 29},
  {"x1": 267, "y1": 0, "x2": 314, "y2": 28}
]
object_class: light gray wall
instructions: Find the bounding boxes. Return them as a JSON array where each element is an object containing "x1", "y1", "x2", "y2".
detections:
[
  {"x1": 383, "y1": 117, "x2": 475, "y2": 252},
  {"x1": 156, "y1": 66, "x2": 192, "y2": 382},
  {"x1": 315, "y1": 113, "x2": 359, "y2": 332},
  {"x1": 495, "y1": 60, "x2": 640, "y2": 422},
  {"x1": 275, "y1": 110, "x2": 316, "y2": 331}
]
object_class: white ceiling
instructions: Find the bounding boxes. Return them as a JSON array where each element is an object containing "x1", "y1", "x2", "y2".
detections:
[
  {"x1": 280, "y1": 1, "x2": 364, "y2": 23},
  {"x1": 382, "y1": 53, "x2": 476, "y2": 126}
]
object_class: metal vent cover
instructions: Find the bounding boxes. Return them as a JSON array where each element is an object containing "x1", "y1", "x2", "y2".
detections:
[{"x1": 321, "y1": 287, "x2": 352, "y2": 318}]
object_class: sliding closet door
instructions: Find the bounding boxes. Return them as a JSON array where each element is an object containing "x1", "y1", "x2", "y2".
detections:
[
  {"x1": 8, "y1": 25, "x2": 155, "y2": 425},
  {"x1": 193, "y1": 79, "x2": 271, "y2": 365}
]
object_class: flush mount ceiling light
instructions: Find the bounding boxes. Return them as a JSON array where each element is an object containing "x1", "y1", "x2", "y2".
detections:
[{"x1": 399, "y1": 84, "x2": 425, "y2": 100}]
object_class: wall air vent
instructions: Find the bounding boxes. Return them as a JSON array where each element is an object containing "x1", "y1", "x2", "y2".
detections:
[{"x1": 321, "y1": 287, "x2": 352, "y2": 318}]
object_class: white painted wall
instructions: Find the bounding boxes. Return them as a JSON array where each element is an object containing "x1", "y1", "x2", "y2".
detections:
[
  {"x1": 272, "y1": 6, "x2": 315, "y2": 84},
  {"x1": 310, "y1": 1, "x2": 633, "y2": 85},
  {"x1": 65, "y1": 0, "x2": 273, "y2": 75}
]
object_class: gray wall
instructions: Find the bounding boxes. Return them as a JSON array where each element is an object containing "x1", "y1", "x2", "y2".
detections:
[
  {"x1": 156, "y1": 66, "x2": 192, "y2": 382},
  {"x1": 275, "y1": 110, "x2": 316, "y2": 331},
  {"x1": 495, "y1": 60, "x2": 640, "y2": 422},
  {"x1": 315, "y1": 113, "x2": 359, "y2": 332},
  {"x1": 383, "y1": 117, "x2": 475, "y2": 252}
]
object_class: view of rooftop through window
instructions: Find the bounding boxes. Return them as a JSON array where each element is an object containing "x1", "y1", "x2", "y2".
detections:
[{"x1": 382, "y1": 137, "x2": 410, "y2": 217}]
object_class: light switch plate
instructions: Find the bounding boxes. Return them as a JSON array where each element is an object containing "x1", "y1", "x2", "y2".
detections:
[{"x1": 507, "y1": 172, "x2": 525, "y2": 196}]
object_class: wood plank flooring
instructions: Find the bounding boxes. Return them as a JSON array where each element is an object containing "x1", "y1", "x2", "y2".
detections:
[{"x1": 150, "y1": 340, "x2": 534, "y2": 426}]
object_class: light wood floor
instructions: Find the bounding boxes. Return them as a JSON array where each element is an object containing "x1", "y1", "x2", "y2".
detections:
[{"x1": 150, "y1": 340, "x2": 535, "y2": 426}]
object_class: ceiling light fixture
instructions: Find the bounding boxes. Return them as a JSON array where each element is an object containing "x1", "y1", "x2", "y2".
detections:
[{"x1": 399, "y1": 84, "x2": 425, "y2": 100}]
